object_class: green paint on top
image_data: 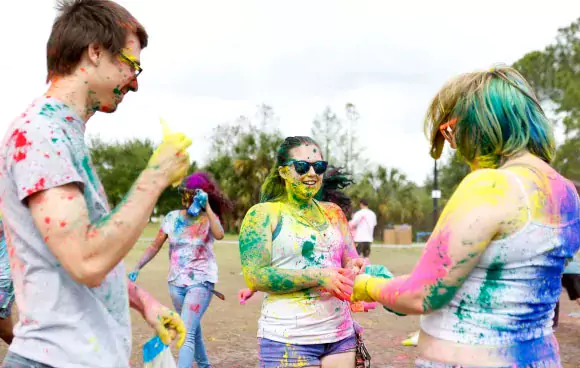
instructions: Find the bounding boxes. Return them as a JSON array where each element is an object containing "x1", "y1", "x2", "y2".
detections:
[
  {"x1": 302, "y1": 240, "x2": 315, "y2": 260},
  {"x1": 113, "y1": 86, "x2": 122, "y2": 96}
]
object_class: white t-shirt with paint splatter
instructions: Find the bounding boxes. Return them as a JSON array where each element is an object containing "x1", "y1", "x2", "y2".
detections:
[
  {"x1": 258, "y1": 201, "x2": 354, "y2": 345},
  {"x1": 0, "y1": 97, "x2": 131, "y2": 367}
]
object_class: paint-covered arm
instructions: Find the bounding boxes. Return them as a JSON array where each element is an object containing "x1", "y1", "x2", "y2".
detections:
[
  {"x1": 327, "y1": 203, "x2": 366, "y2": 273},
  {"x1": 206, "y1": 205, "x2": 224, "y2": 240},
  {"x1": 133, "y1": 229, "x2": 168, "y2": 272},
  {"x1": 353, "y1": 170, "x2": 510, "y2": 314},
  {"x1": 128, "y1": 280, "x2": 186, "y2": 347},
  {"x1": 28, "y1": 171, "x2": 166, "y2": 288},
  {"x1": 239, "y1": 203, "x2": 353, "y2": 298}
]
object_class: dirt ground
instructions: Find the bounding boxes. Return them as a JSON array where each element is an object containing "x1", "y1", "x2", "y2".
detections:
[{"x1": 0, "y1": 243, "x2": 578, "y2": 367}]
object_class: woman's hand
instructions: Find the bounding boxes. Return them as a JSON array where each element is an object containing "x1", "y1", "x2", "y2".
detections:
[
  {"x1": 320, "y1": 268, "x2": 354, "y2": 301},
  {"x1": 238, "y1": 288, "x2": 255, "y2": 304}
]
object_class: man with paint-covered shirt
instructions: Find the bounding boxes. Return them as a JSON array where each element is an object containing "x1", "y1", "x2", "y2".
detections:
[{"x1": 0, "y1": 1, "x2": 190, "y2": 367}]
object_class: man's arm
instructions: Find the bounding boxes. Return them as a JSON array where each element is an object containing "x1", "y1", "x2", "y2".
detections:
[
  {"x1": 29, "y1": 169, "x2": 166, "y2": 287},
  {"x1": 127, "y1": 280, "x2": 185, "y2": 347},
  {"x1": 26, "y1": 131, "x2": 191, "y2": 288}
]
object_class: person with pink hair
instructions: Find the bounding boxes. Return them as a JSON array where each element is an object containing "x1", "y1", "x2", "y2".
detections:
[{"x1": 130, "y1": 172, "x2": 232, "y2": 368}]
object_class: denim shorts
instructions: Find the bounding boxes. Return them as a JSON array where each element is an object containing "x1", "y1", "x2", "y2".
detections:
[{"x1": 258, "y1": 335, "x2": 356, "y2": 368}]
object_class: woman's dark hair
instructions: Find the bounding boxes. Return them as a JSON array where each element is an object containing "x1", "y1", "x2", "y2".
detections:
[
  {"x1": 314, "y1": 166, "x2": 354, "y2": 217},
  {"x1": 260, "y1": 136, "x2": 354, "y2": 215},
  {"x1": 179, "y1": 172, "x2": 233, "y2": 219}
]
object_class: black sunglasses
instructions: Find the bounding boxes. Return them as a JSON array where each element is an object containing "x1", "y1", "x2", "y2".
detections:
[{"x1": 284, "y1": 160, "x2": 328, "y2": 175}]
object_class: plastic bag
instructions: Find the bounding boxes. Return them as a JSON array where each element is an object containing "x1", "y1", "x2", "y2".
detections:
[{"x1": 143, "y1": 335, "x2": 177, "y2": 368}]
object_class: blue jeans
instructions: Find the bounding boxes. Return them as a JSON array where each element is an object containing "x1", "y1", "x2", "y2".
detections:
[
  {"x1": 2, "y1": 351, "x2": 55, "y2": 368},
  {"x1": 169, "y1": 282, "x2": 214, "y2": 368}
]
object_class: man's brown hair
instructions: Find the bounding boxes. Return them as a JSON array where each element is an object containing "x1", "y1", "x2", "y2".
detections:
[{"x1": 46, "y1": 0, "x2": 148, "y2": 82}]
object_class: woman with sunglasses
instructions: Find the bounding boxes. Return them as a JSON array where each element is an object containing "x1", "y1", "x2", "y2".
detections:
[
  {"x1": 239, "y1": 136, "x2": 366, "y2": 368},
  {"x1": 129, "y1": 172, "x2": 232, "y2": 368},
  {"x1": 351, "y1": 66, "x2": 580, "y2": 367}
]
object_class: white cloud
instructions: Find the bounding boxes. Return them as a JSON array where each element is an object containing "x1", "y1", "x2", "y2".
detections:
[{"x1": 1, "y1": 0, "x2": 578, "y2": 183}]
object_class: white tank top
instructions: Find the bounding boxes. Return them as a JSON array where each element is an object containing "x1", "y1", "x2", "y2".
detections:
[
  {"x1": 421, "y1": 169, "x2": 580, "y2": 350},
  {"x1": 257, "y1": 201, "x2": 355, "y2": 344}
]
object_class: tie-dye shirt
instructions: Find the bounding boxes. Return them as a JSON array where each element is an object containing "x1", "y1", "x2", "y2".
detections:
[
  {"x1": 162, "y1": 210, "x2": 218, "y2": 286},
  {"x1": 0, "y1": 97, "x2": 131, "y2": 367},
  {"x1": 421, "y1": 170, "x2": 580, "y2": 364},
  {"x1": 258, "y1": 201, "x2": 354, "y2": 344}
]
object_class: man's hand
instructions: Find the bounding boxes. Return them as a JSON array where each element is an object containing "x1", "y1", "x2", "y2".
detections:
[
  {"x1": 148, "y1": 118, "x2": 192, "y2": 188},
  {"x1": 143, "y1": 300, "x2": 186, "y2": 348}
]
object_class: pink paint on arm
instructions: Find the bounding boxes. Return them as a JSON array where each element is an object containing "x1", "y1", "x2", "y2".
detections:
[{"x1": 380, "y1": 228, "x2": 452, "y2": 305}]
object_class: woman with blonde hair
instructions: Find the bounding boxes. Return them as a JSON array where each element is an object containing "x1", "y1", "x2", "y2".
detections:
[{"x1": 352, "y1": 66, "x2": 580, "y2": 367}]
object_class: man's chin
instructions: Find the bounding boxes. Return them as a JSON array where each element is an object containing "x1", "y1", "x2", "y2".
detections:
[{"x1": 99, "y1": 104, "x2": 118, "y2": 113}]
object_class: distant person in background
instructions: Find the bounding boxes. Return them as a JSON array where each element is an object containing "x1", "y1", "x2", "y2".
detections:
[
  {"x1": 553, "y1": 253, "x2": 580, "y2": 327},
  {"x1": 349, "y1": 199, "x2": 377, "y2": 258},
  {"x1": 0, "y1": 214, "x2": 14, "y2": 344},
  {"x1": 553, "y1": 179, "x2": 580, "y2": 328}
]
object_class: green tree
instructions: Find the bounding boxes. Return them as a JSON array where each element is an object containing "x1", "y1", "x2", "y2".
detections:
[
  {"x1": 513, "y1": 17, "x2": 580, "y2": 181},
  {"x1": 89, "y1": 136, "x2": 196, "y2": 218},
  {"x1": 205, "y1": 105, "x2": 284, "y2": 232},
  {"x1": 346, "y1": 166, "x2": 423, "y2": 239}
]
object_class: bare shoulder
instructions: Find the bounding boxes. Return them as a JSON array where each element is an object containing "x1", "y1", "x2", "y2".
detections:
[
  {"x1": 317, "y1": 201, "x2": 345, "y2": 220},
  {"x1": 455, "y1": 168, "x2": 515, "y2": 197},
  {"x1": 242, "y1": 202, "x2": 281, "y2": 230}
]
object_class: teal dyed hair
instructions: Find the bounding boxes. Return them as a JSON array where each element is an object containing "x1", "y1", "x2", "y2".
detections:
[{"x1": 425, "y1": 66, "x2": 556, "y2": 169}]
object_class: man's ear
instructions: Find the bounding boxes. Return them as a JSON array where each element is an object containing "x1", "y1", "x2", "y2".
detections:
[{"x1": 86, "y1": 42, "x2": 103, "y2": 67}]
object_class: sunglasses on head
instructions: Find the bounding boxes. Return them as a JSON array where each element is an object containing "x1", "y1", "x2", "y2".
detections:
[
  {"x1": 439, "y1": 117, "x2": 457, "y2": 148},
  {"x1": 284, "y1": 160, "x2": 328, "y2": 175}
]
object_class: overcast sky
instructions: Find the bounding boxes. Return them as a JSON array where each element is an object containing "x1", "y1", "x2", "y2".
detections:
[{"x1": 1, "y1": 0, "x2": 578, "y2": 184}]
